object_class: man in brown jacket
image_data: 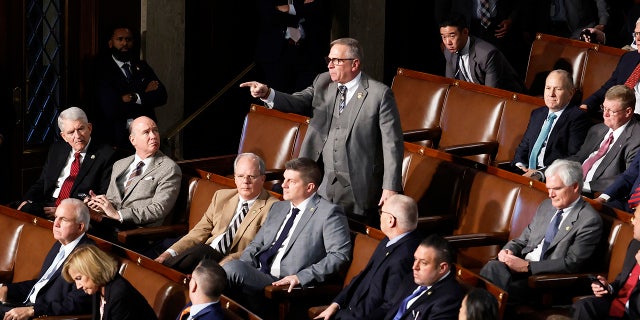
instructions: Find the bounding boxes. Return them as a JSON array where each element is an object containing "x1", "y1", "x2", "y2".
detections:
[{"x1": 155, "y1": 153, "x2": 279, "y2": 273}]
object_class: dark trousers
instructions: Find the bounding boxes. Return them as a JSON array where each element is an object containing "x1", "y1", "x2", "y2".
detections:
[
  {"x1": 572, "y1": 296, "x2": 628, "y2": 320},
  {"x1": 163, "y1": 243, "x2": 224, "y2": 274}
]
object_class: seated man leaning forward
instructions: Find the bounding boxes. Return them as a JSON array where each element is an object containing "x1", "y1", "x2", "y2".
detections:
[
  {"x1": 0, "y1": 198, "x2": 93, "y2": 320},
  {"x1": 479, "y1": 159, "x2": 603, "y2": 303},
  {"x1": 154, "y1": 153, "x2": 279, "y2": 273},
  {"x1": 223, "y1": 157, "x2": 352, "y2": 315},
  {"x1": 85, "y1": 116, "x2": 181, "y2": 232}
]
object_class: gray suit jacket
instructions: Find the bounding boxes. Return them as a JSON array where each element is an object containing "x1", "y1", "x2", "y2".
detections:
[
  {"x1": 272, "y1": 72, "x2": 404, "y2": 211},
  {"x1": 443, "y1": 36, "x2": 524, "y2": 93},
  {"x1": 239, "y1": 194, "x2": 352, "y2": 286},
  {"x1": 566, "y1": 118, "x2": 640, "y2": 193},
  {"x1": 504, "y1": 198, "x2": 602, "y2": 274},
  {"x1": 106, "y1": 150, "x2": 181, "y2": 226}
]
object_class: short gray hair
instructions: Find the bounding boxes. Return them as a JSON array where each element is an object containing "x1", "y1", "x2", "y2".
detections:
[
  {"x1": 234, "y1": 153, "x2": 265, "y2": 175},
  {"x1": 386, "y1": 194, "x2": 418, "y2": 231},
  {"x1": 60, "y1": 198, "x2": 91, "y2": 232},
  {"x1": 58, "y1": 107, "x2": 89, "y2": 132},
  {"x1": 547, "y1": 69, "x2": 575, "y2": 91},
  {"x1": 545, "y1": 159, "x2": 583, "y2": 191},
  {"x1": 330, "y1": 38, "x2": 364, "y2": 61}
]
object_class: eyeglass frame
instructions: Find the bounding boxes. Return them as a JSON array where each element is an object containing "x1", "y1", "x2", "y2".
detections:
[
  {"x1": 600, "y1": 104, "x2": 630, "y2": 115},
  {"x1": 632, "y1": 32, "x2": 640, "y2": 37},
  {"x1": 325, "y1": 57, "x2": 356, "y2": 66},
  {"x1": 378, "y1": 208, "x2": 397, "y2": 220}
]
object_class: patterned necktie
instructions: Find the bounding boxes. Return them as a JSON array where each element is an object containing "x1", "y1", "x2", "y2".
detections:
[
  {"x1": 628, "y1": 184, "x2": 640, "y2": 209},
  {"x1": 25, "y1": 246, "x2": 66, "y2": 303},
  {"x1": 338, "y1": 85, "x2": 347, "y2": 114},
  {"x1": 528, "y1": 113, "x2": 558, "y2": 169},
  {"x1": 541, "y1": 209, "x2": 563, "y2": 257},
  {"x1": 179, "y1": 305, "x2": 191, "y2": 320},
  {"x1": 258, "y1": 208, "x2": 300, "y2": 273},
  {"x1": 392, "y1": 286, "x2": 427, "y2": 320},
  {"x1": 582, "y1": 132, "x2": 614, "y2": 179},
  {"x1": 122, "y1": 62, "x2": 133, "y2": 82},
  {"x1": 56, "y1": 152, "x2": 81, "y2": 206},
  {"x1": 625, "y1": 63, "x2": 640, "y2": 89},
  {"x1": 609, "y1": 263, "x2": 640, "y2": 317},
  {"x1": 124, "y1": 161, "x2": 145, "y2": 192},
  {"x1": 215, "y1": 202, "x2": 249, "y2": 254},
  {"x1": 479, "y1": 0, "x2": 492, "y2": 28}
]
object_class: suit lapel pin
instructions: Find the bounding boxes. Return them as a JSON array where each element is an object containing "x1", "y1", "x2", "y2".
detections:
[
  {"x1": 357, "y1": 92, "x2": 363, "y2": 99},
  {"x1": 91, "y1": 155, "x2": 95, "y2": 159},
  {"x1": 427, "y1": 291, "x2": 432, "y2": 296},
  {"x1": 310, "y1": 207, "x2": 316, "y2": 212},
  {"x1": 565, "y1": 226, "x2": 570, "y2": 231}
]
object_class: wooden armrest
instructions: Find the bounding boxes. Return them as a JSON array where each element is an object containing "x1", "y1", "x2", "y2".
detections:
[
  {"x1": 308, "y1": 305, "x2": 329, "y2": 319},
  {"x1": 528, "y1": 273, "x2": 592, "y2": 289},
  {"x1": 444, "y1": 232, "x2": 510, "y2": 248},
  {"x1": 264, "y1": 283, "x2": 342, "y2": 300},
  {"x1": 35, "y1": 315, "x2": 92, "y2": 319},
  {"x1": 403, "y1": 128, "x2": 442, "y2": 143},
  {"x1": 116, "y1": 224, "x2": 188, "y2": 243},
  {"x1": 441, "y1": 141, "x2": 499, "y2": 158}
]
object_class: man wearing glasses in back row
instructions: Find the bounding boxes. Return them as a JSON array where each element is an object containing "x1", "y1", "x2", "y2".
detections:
[{"x1": 240, "y1": 37, "x2": 404, "y2": 228}]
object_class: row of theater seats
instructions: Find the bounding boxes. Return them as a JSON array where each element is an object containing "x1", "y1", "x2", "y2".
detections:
[
  {"x1": 525, "y1": 33, "x2": 627, "y2": 99},
  {"x1": 160, "y1": 140, "x2": 634, "y2": 319},
  {"x1": 0, "y1": 205, "x2": 261, "y2": 320}
]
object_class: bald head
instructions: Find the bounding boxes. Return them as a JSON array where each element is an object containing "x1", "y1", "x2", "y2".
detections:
[{"x1": 128, "y1": 116, "x2": 160, "y2": 159}]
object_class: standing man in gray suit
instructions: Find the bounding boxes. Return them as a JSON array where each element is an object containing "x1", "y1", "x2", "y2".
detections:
[
  {"x1": 223, "y1": 158, "x2": 351, "y2": 316},
  {"x1": 566, "y1": 85, "x2": 640, "y2": 196},
  {"x1": 479, "y1": 159, "x2": 602, "y2": 304},
  {"x1": 240, "y1": 37, "x2": 403, "y2": 228},
  {"x1": 440, "y1": 13, "x2": 524, "y2": 93},
  {"x1": 85, "y1": 116, "x2": 181, "y2": 231}
]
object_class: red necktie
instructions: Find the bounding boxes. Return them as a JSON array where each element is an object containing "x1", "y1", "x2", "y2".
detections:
[
  {"x1": 124, "y1": 161, "x2": 144, "y2": 192},
  {"x1": 628, "y1": 185, "x2": 640, "y2": 209},
  {"x1": 609, "y1": 263, "x2": 640, "y2": 317},
  {"x1": 582, "y1": 132, "x2": 614, "y2": 179},
  {"x1": 625, "y1": 63, "x2": 640, "y2": 89},
  {"x1": 56, "y1": 152, "x2": 81, "y2": 206}
]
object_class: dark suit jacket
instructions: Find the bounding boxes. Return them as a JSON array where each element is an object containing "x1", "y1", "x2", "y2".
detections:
[
  {"x1": 94, "y1": 53, "x2": 167, "y2": 149},
  {"x1": 240, "y1": 194, "x2": 352, "y2": 286},
  {"x1": 443, "y1": 36, "x2": 524, "y2": 93},
  {"x1": 608, "y1": 239, "x2": 640, "y2": 319},
  {"x1": 583, "y1": 51, "x2": 640, "y2": 113},
  {"x1": 334, "y1": 230, "x2": 422, "y2": 320},
  {"x1": 272, "y1": 72, "x2": 404, "y2": 212},
  {"x1": 6, "y1": 235, "x2": 94, "y2": 317},
  {"x1": 566, "y1": 118, "x2": 640, "y2": 193},
  {"x1": 603, "y1": 147, "x2": 640, "y2": 211},
  {"x1": 23, "y1": 141, "x2": 116, "y2": 203},
  {"x1": 383, "y1": 270, "x2": 465, "y2": 320},
  {"x1": 525, "y1": 0, "x2": 609, "y2": 39},
  {"x1": 513, "y1": 104, "x2": 591, "y2": 169},
  {"x1": 94, "y1": 274, "x2": 157, "y2": 320},
  {"x1": 176, "y1": 302, "x2": 224, "y2": 320},
  {"x1": 504, "y1": 198, "x2": 602, "y2": 274}
]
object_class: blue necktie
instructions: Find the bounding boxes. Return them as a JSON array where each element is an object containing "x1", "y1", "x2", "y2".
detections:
[
  {"x1": 529, "y1": 113, "x2": 558, "y2": 169},
  {"x1": 541, "y1": 209, "x2": 563, "y2": 257},
  {"x1": 258, "y1": 208, "x2": 300, "y2": 273},
  {"x1": 393, "y1": 286, "x2": 427, "y2": 320},
  {"x1": 338, "y1": 85, "x2": 347, "y2": 114},
  {"x1": 25, "y1": 246, "x2": 66, "y2": 303},
  {"x1": 122, "y1": 62, "x2": 133, "y2": 82}
]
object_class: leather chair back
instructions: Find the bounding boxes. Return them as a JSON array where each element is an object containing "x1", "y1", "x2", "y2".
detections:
[
  {"x1": 12, "y1": 223, "x2": 56, "y2": 283},
  {"x1": 582, "y1": 46, "x2": 627, "y2": 101},
  {"x1": 496, "y1": 97, "x2": 544, "y2": 166}
]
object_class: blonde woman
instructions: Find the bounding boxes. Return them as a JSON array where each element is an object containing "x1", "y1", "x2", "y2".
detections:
[{"x1": 62, "y1": 245, "x2": 157, "y2": 320}]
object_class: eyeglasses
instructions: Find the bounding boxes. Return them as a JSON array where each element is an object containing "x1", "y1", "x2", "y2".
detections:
[
  {"x1": 234, "y1": 174, "x2": 262, "y2": 181},
  {"x1": 378, "y1": 208, "x2": 396, "y2": 220},
  {"x1": 325, "y1": 57, "x2": 356, "y2": 66},
  {"x1": 600, "y1": 105, "x2": 629, "y2": 115},
  {"x1": 632, "y1": 32, "x2": 640, "y2": 37}
]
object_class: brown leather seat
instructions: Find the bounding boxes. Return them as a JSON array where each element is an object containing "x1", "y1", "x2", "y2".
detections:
[
  {"x1": 495, "y1": 95, "x2": 545, "y2": 167},
  {"x1": 220, "y1": 295, "x2": 263, "y2": 320},
  {"x1": 525, "y1": 33, "x2": 591, "y2": 96},
  {"x1": 392, "y1": 68, "x2": 452, "y2": 146},
  {"x1": 581, "y1": 45, "x2": 627, "y2": 101},
  {"x1": 455, "y1": 263, "x2": 509, "y2": 320}
]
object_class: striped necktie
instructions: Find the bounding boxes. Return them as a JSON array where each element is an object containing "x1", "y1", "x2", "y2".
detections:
[{"x1": 215, "y1": 202, "x2": 249, "y2": 254}]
